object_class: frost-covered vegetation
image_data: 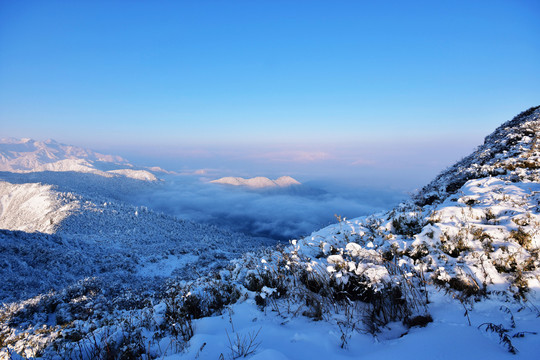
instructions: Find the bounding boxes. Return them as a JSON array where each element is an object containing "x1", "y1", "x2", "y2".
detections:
[{"x1": 2, "y1": 107, "x2": 540, "y2": 359}]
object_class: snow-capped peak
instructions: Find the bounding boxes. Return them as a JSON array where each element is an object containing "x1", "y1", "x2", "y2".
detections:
[
  {"x1": 274, "y1": 175, "x2": 302, "y2": 187},
  {"x1": 0, "y1": 137, "x2": 128, "y2": 171},
  {"x1": 210, "y1": 175, "x2": 301, "y2": 188}
]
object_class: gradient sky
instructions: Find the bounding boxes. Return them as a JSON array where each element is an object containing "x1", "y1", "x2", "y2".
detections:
[{"x1": 1, "y1": 0, "x2": 539, "y2": 188}]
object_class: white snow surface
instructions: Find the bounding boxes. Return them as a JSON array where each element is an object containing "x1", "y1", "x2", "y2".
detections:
[
  {"x1": 173, "y1": 293, "x2": 539, "y2": 360},
  {"x1": 211, "y1": 176, "x2": 301, "y2": 189}
]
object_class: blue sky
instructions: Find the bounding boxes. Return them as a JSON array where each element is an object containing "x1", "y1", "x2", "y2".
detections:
[{"x1": 1, "y1": 0, "x2": 539, "y2": 188}]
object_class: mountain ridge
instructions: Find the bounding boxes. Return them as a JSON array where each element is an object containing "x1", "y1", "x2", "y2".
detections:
[{"x1": 0, "y1": 137, "x2": 158, "y2": 181}]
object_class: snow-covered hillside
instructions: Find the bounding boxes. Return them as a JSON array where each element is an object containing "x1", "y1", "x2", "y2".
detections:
[
  {"x1": 0, "y1": 181, "x2": 273, "y2": 304},
  {"x1": 2, "y1": 106, "x2": 540, "y2": 359},
  {"x1": 211, "y1": 176, "x2": 301, "y2": 189},
  {"x1": 0, "y1": 138, "x2": 157, "y2": 181},
  {"x1": 0, "y1": 181, "x2": 75, "y2": 234}
]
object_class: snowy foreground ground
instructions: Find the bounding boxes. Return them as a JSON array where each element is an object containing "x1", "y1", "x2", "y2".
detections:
[
  {"x1": 175, "y1": 293, "x2": 540, "y2": 360},
  {"x1": 2, "y1": 107, "x2": 540, "y2": 359}
]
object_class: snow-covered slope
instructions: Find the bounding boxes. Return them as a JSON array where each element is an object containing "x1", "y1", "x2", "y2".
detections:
[
  {"x1": 211, "y1": 176, "x2": 301, "y2": 189},
  {"x1": 2, "y1": 106, "x2": 540, "y2": 359},
  {"x1": 0, "y1": 181, "x2": 75, "y2": 233},
  {"x1": 414, "y1": 106, "x2": 540, "y2": 206},
  {"x1": 0, "y1": 138, "x2": 157, "y2": 181}
]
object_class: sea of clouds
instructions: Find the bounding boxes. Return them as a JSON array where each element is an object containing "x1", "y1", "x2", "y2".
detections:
[{"x1": 131, "y1": 174, "x2": 406, "y2": 241}]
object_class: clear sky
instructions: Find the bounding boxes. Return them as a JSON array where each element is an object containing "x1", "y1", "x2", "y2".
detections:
[{"x1": 1, "y1": 0, "x2": 539, "y2": 188}]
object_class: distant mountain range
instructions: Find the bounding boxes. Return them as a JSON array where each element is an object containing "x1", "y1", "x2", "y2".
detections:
[
  {"x1": 0, "y1": 137, "x2": 158, "y2": 181},
  {"x1": 210, "y1": 175, "x2": 301, "y2": 189}
]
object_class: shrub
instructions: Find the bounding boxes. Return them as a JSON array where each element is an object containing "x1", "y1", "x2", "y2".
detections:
[
  {"x1": 391, "y1": 213, "x2": 424, "y2": 237},
  {"x1": 439, "y1": 231, "x2": 471, "y2": 258},
  {"x1": 510, "y1": 228, "x2": 532, "y2": 249}
]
